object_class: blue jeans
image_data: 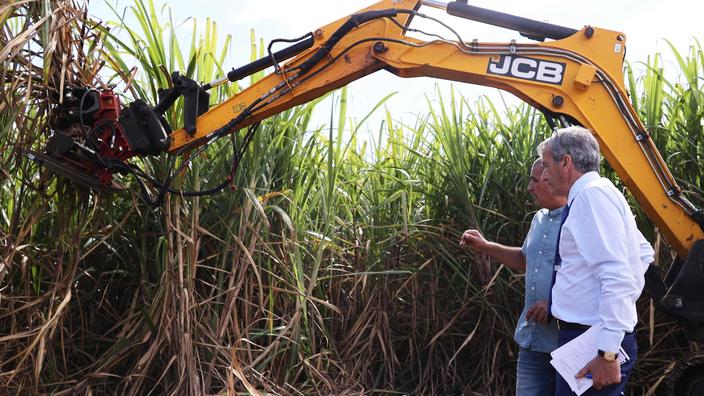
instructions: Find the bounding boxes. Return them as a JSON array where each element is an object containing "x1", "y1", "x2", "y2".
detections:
[
  {"x1": 555, "y1": 329, "x2": 638, "y2": 396},
  {"x1": 516, "y1": 347, "x2": 555, "y2": 396}
]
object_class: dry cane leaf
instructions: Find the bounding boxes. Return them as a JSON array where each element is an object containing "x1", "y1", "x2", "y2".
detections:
[{"x1": 230, "y1": 350, "x2": 264, "y2": 396}]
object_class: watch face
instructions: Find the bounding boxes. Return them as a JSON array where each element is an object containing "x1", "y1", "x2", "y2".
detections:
[{"x1": 603, "y1": 352, "x2": 616, "y2": 361}]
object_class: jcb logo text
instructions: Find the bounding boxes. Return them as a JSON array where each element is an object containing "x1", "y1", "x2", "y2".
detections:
[{"x1": 487, "y1": 55, "x2": 565, "y2": 85}]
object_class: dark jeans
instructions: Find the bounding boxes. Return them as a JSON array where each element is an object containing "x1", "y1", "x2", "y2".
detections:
[
  {"x1": 555, "y1": 329, "x2": 638, "y2": 396},
  {"x1": 516, "y1": 347, "x2": 555, "y2": 396}
]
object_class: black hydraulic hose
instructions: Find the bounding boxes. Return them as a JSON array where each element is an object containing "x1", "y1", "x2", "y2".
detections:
[
  {"x1": 200, "y1": 8, "x2": 402, "y2": 144},
  {"x1": 163, "y1": 8, "x2": 404, "y2": 197},
  {"x1": 267, "y1": 33, "x2": 315, "y2": 73},
  {"x1": 296, "y1": 9, "x2": 398, "y2": 74},
  {"x1": 224, "y1": 36, "x2": 315, "y2": 83},
  {"x1": 212, "y1": 9, "x2": 397, "y2": 89},
  {"x1": 446, "y1": 1, "x2": 578, "y2": 41}
]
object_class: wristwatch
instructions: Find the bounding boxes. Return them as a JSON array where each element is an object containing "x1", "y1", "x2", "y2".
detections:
[{"x1": 598, "y1": 349, "x2": 618, "y2": 362}]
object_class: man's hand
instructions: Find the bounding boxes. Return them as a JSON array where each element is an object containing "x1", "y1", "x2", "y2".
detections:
[
  {"x1": 525, "y1": 300, "x2": 549, "y2": 324},
  {"x1": 459, "y1": 230, "x2": 526, "y2": 271},
  {"x1": 459, "y1": 229, "x2": 489, "y2": 251},
  {"x1": 576, "y1": 356, "x2": 621, "y2": 390}
]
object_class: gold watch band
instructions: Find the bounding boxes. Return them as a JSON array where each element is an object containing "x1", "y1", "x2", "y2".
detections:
[{"x1": 598, "y1": 349, "x2": 618, "y2": 361}]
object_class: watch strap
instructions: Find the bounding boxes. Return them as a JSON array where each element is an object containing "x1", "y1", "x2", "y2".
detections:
[{"x1": 598, "y1": 349, "x2": 618, "y2": 361}]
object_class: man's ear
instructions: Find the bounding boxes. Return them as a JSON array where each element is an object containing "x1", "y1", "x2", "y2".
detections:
[{"x1": 561, "y1": 154, "x2": 573, "y2": 171}]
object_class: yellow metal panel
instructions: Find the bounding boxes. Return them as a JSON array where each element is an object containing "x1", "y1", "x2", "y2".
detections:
[{"x1": 574, "y1": 64, "x2": 597, "y2": 90}]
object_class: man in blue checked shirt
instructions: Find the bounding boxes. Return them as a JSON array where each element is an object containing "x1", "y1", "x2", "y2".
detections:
[{"x1": 460, "y1": 158, "x2": 567, "y2": 396}]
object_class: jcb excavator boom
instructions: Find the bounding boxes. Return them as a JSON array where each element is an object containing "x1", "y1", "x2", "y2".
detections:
[{"x1": 169, "y1": 1, "x2": 702, "y2": 258}]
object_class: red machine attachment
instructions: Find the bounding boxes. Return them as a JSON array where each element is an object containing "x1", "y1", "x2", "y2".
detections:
[{"x1": 28, "y1": 87, "x2": 172, "y2": 189}]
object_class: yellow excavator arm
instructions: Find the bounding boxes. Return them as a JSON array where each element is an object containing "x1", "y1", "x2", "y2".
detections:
[{"x1": 169, "y1": 0, "x2": 702, "y2": 261}]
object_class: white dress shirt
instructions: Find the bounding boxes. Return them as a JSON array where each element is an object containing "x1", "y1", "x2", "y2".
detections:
[{"x1": 551, "y1": 172, "x2": 655, "y2": 352}]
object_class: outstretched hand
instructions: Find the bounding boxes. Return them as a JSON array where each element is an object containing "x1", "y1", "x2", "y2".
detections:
[{"x1": 459, "y1": 229, "x2": 489, "y2": 251}]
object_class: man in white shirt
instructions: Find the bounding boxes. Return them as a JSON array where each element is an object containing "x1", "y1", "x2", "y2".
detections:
[{"x1": 538, "y1": 126, "x2": 654, "y2": 395}]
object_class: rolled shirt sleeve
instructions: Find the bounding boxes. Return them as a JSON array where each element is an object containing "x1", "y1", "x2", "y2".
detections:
[{"x1": 638, "y1": 229, "x2": 655, "y2": 268}]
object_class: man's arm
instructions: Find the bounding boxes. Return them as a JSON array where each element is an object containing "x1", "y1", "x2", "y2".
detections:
[
  {"x1": 569, "y1": 189, "x2": 638, "y2": 388},
  {"x1": 570, "y1": 191, "x2": 637, "y2": 351},
  {"x1": 460, "y1": 229, "x2": 526, "y2": 271}
]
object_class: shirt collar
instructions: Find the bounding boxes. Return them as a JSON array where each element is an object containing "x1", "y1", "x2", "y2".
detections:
[
  {"x1": 547, "y1": 205, "x2": 565, "y2": 218},
  {"x1": 567, "y1": 171, "x2": 600, "y2": 205}
]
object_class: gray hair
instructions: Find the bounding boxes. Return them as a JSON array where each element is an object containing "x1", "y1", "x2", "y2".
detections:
[{"x1": 537, "y1": 126, "x2": 600, "y2": 173}]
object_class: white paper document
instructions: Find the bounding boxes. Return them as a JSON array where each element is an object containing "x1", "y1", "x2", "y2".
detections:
[{"x1": 549, "y1": 325, "x2": 629, "y2": 395}]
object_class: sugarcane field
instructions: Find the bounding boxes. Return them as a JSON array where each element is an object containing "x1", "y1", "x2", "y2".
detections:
[{"x1": 2, "y1": 0, "x2": 703, "y2": 394}]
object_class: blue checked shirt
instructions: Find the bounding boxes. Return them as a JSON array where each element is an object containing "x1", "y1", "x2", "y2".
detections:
[{"x1": 515, "y1": 206, "x2": 563, "y2": 353}]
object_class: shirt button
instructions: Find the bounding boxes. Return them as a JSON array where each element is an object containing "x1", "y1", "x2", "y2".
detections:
[
  {"x1": 550, "y1": 218, "x2": 553, "y2": 221},
  {"x1": 531, "y1": 287, "x2": 535, "y2": 290},
  {"x1": 543, "y1": 234, "x2": 547, "y2": 238},
  {"x1": 539, "y1": 251, "x2": 543, "y2": 254},
  {"x1": 534, "y1": 269, "x2": 538, "y2": 272}
]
